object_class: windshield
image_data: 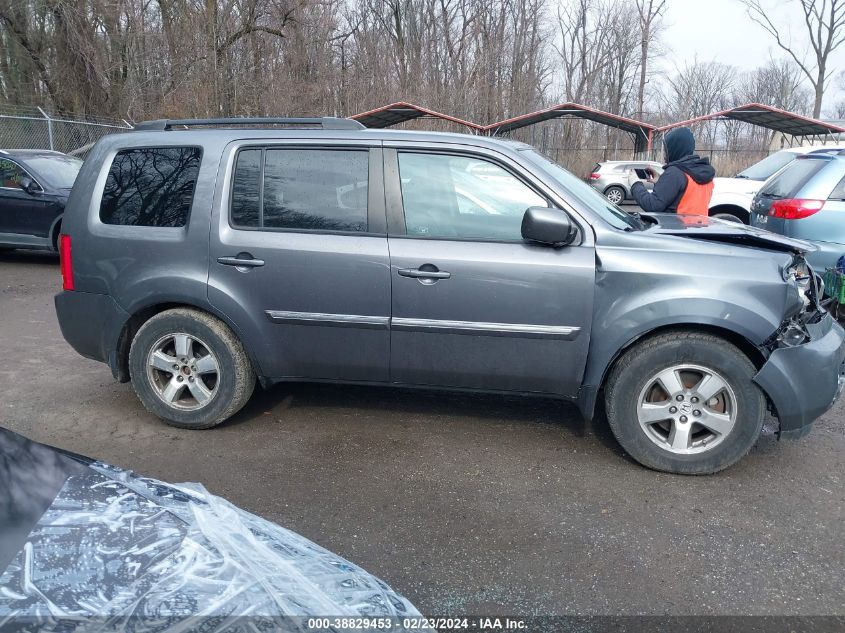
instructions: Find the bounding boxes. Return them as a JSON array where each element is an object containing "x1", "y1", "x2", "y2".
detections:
[
  {"x1": 24, "y1": 155, "x2": 83, "y2": 189},
  {"x1": 521, "y1": 149, "x2": 641, "y2": 230},
  {"x1": 737, "y1": 150, "x2": 797, "y2": 181}
]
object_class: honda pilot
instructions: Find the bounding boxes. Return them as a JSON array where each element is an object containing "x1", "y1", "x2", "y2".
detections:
[{"x1": 54, "y1": 117, "x2": 845, "y2": 474}]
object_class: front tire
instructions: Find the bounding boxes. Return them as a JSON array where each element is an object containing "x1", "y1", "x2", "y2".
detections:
[
  {"x1": 605, "y1": 331, "x2": 765, "y2": 474},
  {"x1": 129, "y1": 308, "x2": 255, "y2": 429}
]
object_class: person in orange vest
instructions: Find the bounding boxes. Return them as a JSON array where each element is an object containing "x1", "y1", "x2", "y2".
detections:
[{"x1": 631, "y1": 127, "x2": 715, "y2": 215}]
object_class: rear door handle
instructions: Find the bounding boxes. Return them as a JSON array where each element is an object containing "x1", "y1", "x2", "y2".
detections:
[
  {"x1": 217, "y1": 255, "x2": 265, "y2": 268},
  {"x1": 398, "y1": 267, "x2": 451, "y2": 279}
]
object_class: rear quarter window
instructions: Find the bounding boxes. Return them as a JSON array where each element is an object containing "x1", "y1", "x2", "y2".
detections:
[
  {"x1": 758, "y1": 158, "x2": 827, "y2": 199},
  {"x1": 99, "y1": 147, "x2": 202, "y2": 227},
  {"x1": 829, "y1": 175, "x2": 845, "y2": 200}
]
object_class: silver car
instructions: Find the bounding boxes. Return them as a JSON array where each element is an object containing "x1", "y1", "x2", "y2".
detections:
[{"x1": 589, "y1": 160, "x2": 663, "y2": 204}]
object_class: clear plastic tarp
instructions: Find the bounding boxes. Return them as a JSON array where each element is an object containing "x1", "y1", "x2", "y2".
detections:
[{"x1": 0, "y1": 461, "x2": 427, "y2": 632}]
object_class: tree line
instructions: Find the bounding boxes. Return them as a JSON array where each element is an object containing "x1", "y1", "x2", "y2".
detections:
[{"x1": 1, "y1": 0, "x2": 843, "y2": 167}]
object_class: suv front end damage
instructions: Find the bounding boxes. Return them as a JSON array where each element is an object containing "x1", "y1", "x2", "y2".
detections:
[{"x1": 754, "y1": 256, "x2": 845, "y2": 439}]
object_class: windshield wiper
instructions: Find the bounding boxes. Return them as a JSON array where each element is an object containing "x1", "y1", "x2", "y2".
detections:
[{"x1": 627, "y1": 211, "x2": 650, "y2": 230}]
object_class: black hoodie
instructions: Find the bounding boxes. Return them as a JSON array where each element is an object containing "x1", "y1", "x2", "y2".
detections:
[{"x1": 631, "y1": 127, "x2": 716, "y2": 213}]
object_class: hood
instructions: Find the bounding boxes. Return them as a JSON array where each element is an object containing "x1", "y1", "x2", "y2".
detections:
[
  {"x1": 712, "y1": 176, "x2": 765, "y2": 196},
  {"x1": 643, "y1": 213, "x2": 816, "y2": 254},
  {"x1": 665, "y1": 155, "x2": 716, "y2": 185}
]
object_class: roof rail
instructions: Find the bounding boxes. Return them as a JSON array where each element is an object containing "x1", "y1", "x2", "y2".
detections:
[{"x1": 132, "y1": 117, "x2": 365, "y2": 131}]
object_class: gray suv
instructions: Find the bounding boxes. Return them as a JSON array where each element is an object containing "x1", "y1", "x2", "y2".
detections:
[{"x1": 54, "y1": 117, "x2": 845, "y2": 474}]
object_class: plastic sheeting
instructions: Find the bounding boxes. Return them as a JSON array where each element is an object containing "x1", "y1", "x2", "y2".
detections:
[{"x1": 0, "y1": 461, "x2": 426, "y2": 631}]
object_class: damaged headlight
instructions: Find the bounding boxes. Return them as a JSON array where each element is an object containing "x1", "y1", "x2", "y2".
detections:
[
  {"x1": 783, "y1": 258, "x2": 813, "y2": 310},
  {"x1": 777, "y1": 320, "x2": 810, "y2": 347},
  {"x1": 767, "y1": 256, "x2": 824, "y2": 350}
]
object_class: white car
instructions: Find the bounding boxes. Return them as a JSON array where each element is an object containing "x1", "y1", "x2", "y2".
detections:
[{"x1": 710, "y1": 145, "x2": 845, "y2": 223}]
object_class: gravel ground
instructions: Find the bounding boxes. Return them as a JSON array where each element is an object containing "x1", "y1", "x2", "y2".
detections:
[{"x1": 1, "y1": 249, "x2": 843, "y2": 617}]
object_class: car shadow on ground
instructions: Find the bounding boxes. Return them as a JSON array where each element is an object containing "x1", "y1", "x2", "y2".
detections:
[
  {"x1": 0, "y1": 250, "x2": 58, "y2": 266},
  {"x1": 224, "y1": 380, "x2": 630, "y2": 460}
]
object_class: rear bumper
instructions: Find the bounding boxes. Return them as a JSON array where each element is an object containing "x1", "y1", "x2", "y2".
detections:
[
  {"x1": 55, "y1": 291, "x2": 130, "y2": 377},
  {"x1": 753, "y1": 313, "x2": 845, "y2": 438}
]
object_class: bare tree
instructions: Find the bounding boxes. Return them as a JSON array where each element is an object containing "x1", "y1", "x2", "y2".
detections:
[
  {"x1": 635, "y1": 0, "x2": 666, "y2": 120},
  {"x1": 741, "y1": 0, "x2": 845, "y2": 117}
]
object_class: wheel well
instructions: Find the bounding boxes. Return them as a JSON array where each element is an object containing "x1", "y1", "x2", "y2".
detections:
[
  {"x1": 114, "y1": 303, "x2": 261, "y2": 384},
  {"x1": 709, "y1": 204, "x2": 749, "y2": 224},
  {"x1": 114, "y1": 303, "x2": 184, "y2": 382},
  {"x1": 600, "y1": 323, "x2": 766, "y2": 392},
  {"x1": 50, "y1": 218, "x2": 62, "y2": 251}
]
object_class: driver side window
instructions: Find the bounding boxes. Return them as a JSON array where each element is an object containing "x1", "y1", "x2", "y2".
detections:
[
  {"x1": 0, "y1": 159, "x2": 27, "y2": 189},
  {"x1": 397, "y1": 152, "x2": 546, "y2": 240}
]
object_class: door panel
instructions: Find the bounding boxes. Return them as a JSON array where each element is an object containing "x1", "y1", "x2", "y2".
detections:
[
  {"x1": 389, "y1": 238, "x2": 595, "y2": 394},
  {"x1": 0, "y1": 190, "x2": 34, "y2": 236},
  {"x1": 14, "y1": 193, "x2": 59, "y2": 237},
  {"x1": 208, "y1": 144, "x2": 390, "y2": 382},
  {"x1": 386, "y1": 148, "x2": 595, "y2": 396},
  {"x1": 0, "y1": 159, "x2": 34, "y2": 236}
]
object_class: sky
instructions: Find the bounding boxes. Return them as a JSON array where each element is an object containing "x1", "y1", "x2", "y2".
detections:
[{"x1": 660, "y1": 0, "x2": 845, "y2": 115}]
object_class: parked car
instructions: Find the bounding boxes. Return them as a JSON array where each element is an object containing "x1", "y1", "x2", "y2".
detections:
[
  {"x1": 588, "y1": 160, "x2": 663, "y2": 204},
  {"x1": 55, "y1": 117, "x2": 845, "y2": 474},
  {"x1": 709, "y1": 144, "x2": 845, "y2": 224},
  {"x1": 0, "y1": 149, "x2": 83, "y2": 251},
  {"x1": 750, "y1": 152, "x2": 845, "y2": 271}
]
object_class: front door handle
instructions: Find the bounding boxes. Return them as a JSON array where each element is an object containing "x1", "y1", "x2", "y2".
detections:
[
  {"x1": 398, "y1": 267, "x2": 451, "y2": 280},
  {"x1": 217, "y1": 254, "x2": 265, "y2": 268}
]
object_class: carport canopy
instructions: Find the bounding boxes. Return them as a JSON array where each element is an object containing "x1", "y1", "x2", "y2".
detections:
[
  {"x1": 350, "y1": 101, "x2": 483, "y2": 132},
  {"x1": 657, "y1": 103, "x2": 845, "y2": 141},
  {"x1": 483, "y1": 103, "x2": 657, "y2": 153}
]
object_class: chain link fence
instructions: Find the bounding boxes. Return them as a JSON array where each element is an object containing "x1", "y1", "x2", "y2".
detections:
[
  {"x1": 0, "y1": 105, "x2": 132, "y2": 157},
  {"x1": 0, "y1": 106, "x2": 775, "y2": 177}
]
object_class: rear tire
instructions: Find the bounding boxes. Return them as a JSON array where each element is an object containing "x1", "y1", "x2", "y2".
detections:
[
  {"x1": 605, "y1": 331, "x2": 765, "y2": 474},
  {"x1": 604, "y1": 186, "x2": 626, "y2": 205},
  {"x1": 129, "y1": 308, "x2": 255, "y2": 429}
]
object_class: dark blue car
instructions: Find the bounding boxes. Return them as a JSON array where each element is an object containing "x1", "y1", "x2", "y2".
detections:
[{"x1": 0, "y1": 149, "x2": 83, "y2": 251}]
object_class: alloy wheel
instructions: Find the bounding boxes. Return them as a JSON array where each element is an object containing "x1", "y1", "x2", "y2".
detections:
[
  {"x1": 605, "y1": 188, "x2": 624, "y2": 204},
  {"x1": 636, "y1": 364, "x2": 737, "y2": 454},
  {"x1": 146, "y1": 333, "x2": 220, "y2": 411}
]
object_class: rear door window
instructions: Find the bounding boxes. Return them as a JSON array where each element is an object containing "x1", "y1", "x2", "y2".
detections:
[
  {"x1": 829, "y1": 175, "x2": 845, "y2": 201},
  {"x1": 230, "y1": 148, "x2": 369, "y2": 232},
  {"x1": 100, "y1": 147, "x2": 202, "y2": 227},
  {"x1": 758, "y1": 158, "x2": 828, "y2": 199}
]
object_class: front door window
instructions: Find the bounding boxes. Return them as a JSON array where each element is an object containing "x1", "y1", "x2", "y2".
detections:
[
  {"x1": 397, "y1": 152, "x2": 546, "y2": 240},
  {"x1": 0, "y1": 159, "x2": 27, "y2": 189}
]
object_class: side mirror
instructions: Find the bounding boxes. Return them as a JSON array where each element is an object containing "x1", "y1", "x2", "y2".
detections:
[
  {"x1": 521, "y1": 207, "x2": 577, "y2": 247},
  {"x1": 18, "y1": 177, "x2": 37, "y2": 195}
]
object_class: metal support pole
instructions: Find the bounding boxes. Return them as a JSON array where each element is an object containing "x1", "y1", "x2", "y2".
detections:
[{"x1": 37, "y1": 107, "x2": 54, "y2": 150}]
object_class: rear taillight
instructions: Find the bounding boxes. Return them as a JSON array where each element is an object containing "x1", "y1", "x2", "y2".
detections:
[
  {"x1": 589, "y1": 173, "x2": 600, "y2": 180},
  {"x1": 768, "y1": 199, "x2": 825, "y2": 220},
  {"x1": 59, "y1": 234, "x2": 74, "y2": 291}
]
